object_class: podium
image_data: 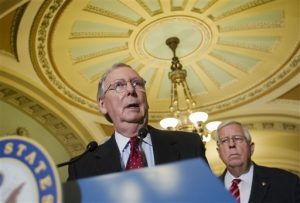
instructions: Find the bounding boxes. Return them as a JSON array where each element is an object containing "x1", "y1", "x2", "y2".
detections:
[{"x1": 63, "y1": 158, "x2": 234, "y2": 202}]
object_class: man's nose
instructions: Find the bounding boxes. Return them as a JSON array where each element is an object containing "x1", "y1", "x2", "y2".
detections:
[
  {"x1": 126, "y1": 81, "x2": 135, "y2": 93},
  {"x1": 228, "y1": 138, "x2": 236, "y2": 147}
]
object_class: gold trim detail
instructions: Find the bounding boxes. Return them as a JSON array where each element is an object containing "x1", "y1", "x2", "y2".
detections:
[
  {"x1": 30, "y1": 0, "x2": 98, "y2": 113},
  {"x1": 0, "y1": 83, "x2": 86, "y2": 156},
  {"x1": 208, "y1": 0, "x2": 275, "y2": 21}
]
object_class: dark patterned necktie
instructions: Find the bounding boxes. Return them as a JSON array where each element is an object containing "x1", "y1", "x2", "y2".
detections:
[
  {"x1": 229, "y1": 179, "x2": 241, "y2": 203},
  {"x1": 126, "y1": 136, "x2": 143, "y2": 170}
]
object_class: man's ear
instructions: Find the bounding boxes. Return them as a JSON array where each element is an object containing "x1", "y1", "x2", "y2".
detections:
[
  {"x1": 216, "y1": 146, "x2": 220, "y2": 156},
  {"x1": 98, "y1": 98, "x2": 107, "y2": 114},
  {"x1": 250, "y1": 142, "x2": 255, "y2": 156}
]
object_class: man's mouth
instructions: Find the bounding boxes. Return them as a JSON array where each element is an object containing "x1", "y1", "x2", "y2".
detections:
[
  {"x1": 126, "y1": 103, "x2": 140, "y2": 108},
  {"x1": 229, "y1": 153, "x2": 239, "y2": 158}
]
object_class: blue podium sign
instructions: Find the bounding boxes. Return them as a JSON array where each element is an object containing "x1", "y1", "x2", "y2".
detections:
[
  {"x1": 0, "y1": 136, "x2": 62, "y2": 203},
  {"x1": 64, "y1": 158, "x2": 234, "y2": 203}
]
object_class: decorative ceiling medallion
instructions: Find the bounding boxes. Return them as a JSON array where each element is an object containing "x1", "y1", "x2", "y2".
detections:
[{"x1": 133, "y1": 16, "x2": 212, "y2": 62}]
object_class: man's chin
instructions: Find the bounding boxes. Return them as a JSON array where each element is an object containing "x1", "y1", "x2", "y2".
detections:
[
  {"x1": 228, "y1": 160, "x2": 243, "y2": 167},
  {"x1": 125, "y1": 116, "x2": 145, "y2": 124}
]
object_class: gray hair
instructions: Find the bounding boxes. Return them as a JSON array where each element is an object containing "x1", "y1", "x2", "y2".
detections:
[
  {"x1": 215, "y1": 120, "x2": 252, "y2": 143},
  {"x1": 96, "y1": 63, "x2": 133, "y2": 102}
]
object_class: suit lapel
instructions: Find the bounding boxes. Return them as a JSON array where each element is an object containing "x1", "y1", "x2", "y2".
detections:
[
  {"x1": 92, "y1": 134, "x2": 123, "y2": 175},
  {"x1": 249, "y1": 164, "x2": 269, "y2": 203},
  {"x1": 219, "y1": 164, "x2": 269, "y2": 203},
  {"x1": 148, "y1": 126, "x2": 181, "y2": 165},
  {"x1": 219, "y1": 170, "x2": 226, "y2": 182}
]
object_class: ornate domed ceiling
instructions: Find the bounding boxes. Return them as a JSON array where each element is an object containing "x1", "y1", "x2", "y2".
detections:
[{"x1": 30, "y1": 0, "x2": 299, "y2": 122}]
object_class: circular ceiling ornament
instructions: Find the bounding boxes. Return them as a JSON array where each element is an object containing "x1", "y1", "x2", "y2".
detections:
[{"x1": 133, "y1": 16, "x2": 212, "y2": 62}]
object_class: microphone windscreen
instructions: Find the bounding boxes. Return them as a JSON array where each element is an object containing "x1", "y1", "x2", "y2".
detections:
[
  {"x1": 138, "y1": 128, "x2": 148, "y2": 139},
  {"x1": 86, "y1": 141, "x2": 98, "y2": 152}
]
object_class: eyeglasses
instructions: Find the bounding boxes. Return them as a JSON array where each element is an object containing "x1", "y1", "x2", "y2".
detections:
[
  {"x1": 104, "y1": 78, "x2": 146, "y2": 95},
  {"x1": 218, "y1": 135, "x2": 246, "y2": 145}
]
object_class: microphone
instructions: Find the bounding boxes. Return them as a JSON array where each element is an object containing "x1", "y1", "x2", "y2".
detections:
[
  {"x1": 57, "y1": 141, "x2": 98, "y2": 168},
  {"x1": 137, "y1": 127, "x2": 148, "y2": 167},
  {"x1": 137, "y1": 127, "x2": 148, "y2": 139}
]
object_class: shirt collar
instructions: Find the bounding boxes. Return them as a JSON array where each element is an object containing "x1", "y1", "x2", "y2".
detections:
[
  {"x1": 239, "y1": 164, "x2": 254, "y2": 184},
  {"x1": 224, "y1": 163, "x2": 254, "y2": 188},
  {"x1": 115, "y1": 131, "x2": 130, "y2": 154},
  {"x1": 114, "y1": 131, "x2": 153, "y2": 152},
  {"x1": 141, "y1": 132, "x2": 152, "y2": 146}
]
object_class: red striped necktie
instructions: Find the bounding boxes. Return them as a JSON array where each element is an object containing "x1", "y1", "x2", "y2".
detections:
[
  {"x1": 126, "y1": 137, "x2": 143, "y2": 170},
  {"x1": 229, "y1": 178, "x2": 241, "y2": 203}
]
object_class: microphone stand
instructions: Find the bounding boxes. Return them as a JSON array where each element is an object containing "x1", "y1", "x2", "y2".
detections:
[
  {"x1": 137, "y1": 128, "x2": 148, "y2": 167},
  {"x1": 57, "y1": 141, "x2": 98, "y2": 168}
]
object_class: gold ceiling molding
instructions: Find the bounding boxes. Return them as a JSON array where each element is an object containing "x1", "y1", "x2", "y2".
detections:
[
  {"x1": 208, "y1": 0, "x2": 275, "y2": 21},
  {"x1": 170, "y1": 0, "x2": 188, "y2": 11},
  {"x1": 209, "y1": 51, "x2": 257, "y2": 73},
  {"x1": 278, "y1": 85, "x2": 300, "y2": 100},
  {"x1": 0, "y1": 0, "x2": 29, "y2": 18},
  {"x1": 70, "y1": 30, "x2": 133, "y2": 39},
  {"x1": 30, "y1": 0, "x2": 99, "y2": 114},
  {"x1": 0, "y1": 83, "x2": 85, "y2": 156},
  {"x1": 0, "y1": 69, "x2": 94, "y2": 156},
  {"x1": 28, "y1": 0, "x2": 299, "y2": 121},
  {"x1": 84, "y1": 4, "x2": 144, "y2": 26},
  {"x1": 218, "y1": 36, "x2": 280, "y2": 52},
  {"x1": 244, "y1": 121, "x2": 299, "y2": 133},
  {"x1": 72, "y1": 43, "x2": 129, "y2": 64},
  {"x1": 200, "y1": 52, "x2": 300, "y2": 113},
  {"x1": 218, "y1": 10, "x2": 284, "y2": 32},
  {"x1": 9, "y1": 4, "x2": 28, "y2": 60},
  {"x1": 149, "y1": 51, "x2": 299, "y2": 121},
  {"x1": 192, "y1": 0, "x2": 217, "y2": 13},
  {"x1": 151, "y1": 53, "x2": 299, "y2": 121},
  {"x1": 136, "y1": 0, "x2": 162, "y2": 16},
  {"x1": 0, "y1": 3, "x2": 27, "y2": 61}
]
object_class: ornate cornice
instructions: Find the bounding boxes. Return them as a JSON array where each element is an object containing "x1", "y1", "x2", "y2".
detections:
[
  {"x1": 243, "y1": 121, "x2": 299, "y2": 133},
  {"x1": 30, "y1": 0, "x2": 99, "y2": 113},
  {"x1": 0, "y1": 83, "x2": 86, "y2": 156},
  {"x1": 0, "y1": 69, "x2": 93, "y2": 156}
]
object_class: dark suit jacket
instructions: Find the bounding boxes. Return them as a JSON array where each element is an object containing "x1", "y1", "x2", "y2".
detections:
[
  {"x1": 220, "y1": 163, "x2": 300, "y2": 203},
  {"x1": 68, "y1": 125, "x2": 208, "y2": 180}
]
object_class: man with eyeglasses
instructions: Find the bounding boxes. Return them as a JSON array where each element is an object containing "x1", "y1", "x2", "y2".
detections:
[
  {"x1": 67, "y1": 62, "x2": 208, "y2": 180},
  {"x1": 216, "y1": 120, "x2": 299, "y2": 203}
]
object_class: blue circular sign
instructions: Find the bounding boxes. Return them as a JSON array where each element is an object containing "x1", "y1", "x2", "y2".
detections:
[{"x1": 0, "y1": 136, "x2": 62, "y2": 203}]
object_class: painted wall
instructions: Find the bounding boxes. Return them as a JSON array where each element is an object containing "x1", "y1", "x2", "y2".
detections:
[{"x1": 0, "y1": 100, "x2": 70, "y2": 182}]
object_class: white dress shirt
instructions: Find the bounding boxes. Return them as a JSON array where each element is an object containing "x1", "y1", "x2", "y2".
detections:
[
  {"x1": 115, "y1": 131, "x2": 155, "y2": 169},
  {"x1": 224, "y1": 164, "x2": 254, "y2": 203}
]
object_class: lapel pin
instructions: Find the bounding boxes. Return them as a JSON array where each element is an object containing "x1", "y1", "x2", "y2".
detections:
[{"x1": 261, "y1": 181, "x2": 267, "y2": 186}]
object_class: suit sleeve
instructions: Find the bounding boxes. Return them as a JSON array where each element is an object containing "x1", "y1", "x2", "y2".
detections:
[
  {"x1": 195, "y1": 134, "x2": 209, "y2": 166},
  {"x1": 176, "y1": 131, "x2": 209, "y2": 166},
  {"x1": 293, "y1": 174, "x2": 300, "y2": 203}
]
